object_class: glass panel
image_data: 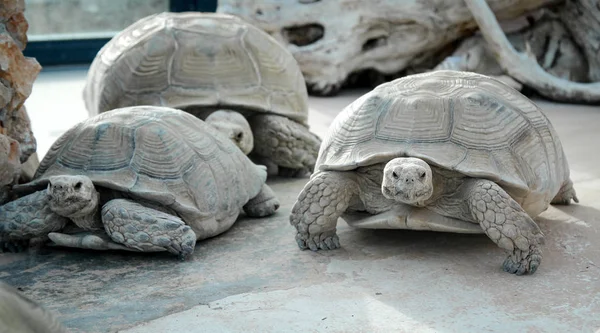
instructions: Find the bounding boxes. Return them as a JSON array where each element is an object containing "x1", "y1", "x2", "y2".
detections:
[{"x1": 24, "y1": 0, "x2": 170, "y2": 41}]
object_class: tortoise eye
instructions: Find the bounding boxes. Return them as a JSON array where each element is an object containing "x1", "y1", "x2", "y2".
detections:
[
  {"x1": 420, "y1": 172, "x2": 426, "y2": 179},
  {"x1": 74, "y1": 182, "x2": 82, "y2": 190},
  {"x1": 235, "y1": 132, "x2": 243, "y2": 141},
  {"x1": 392, "y1": 171, "x2": 398, "y2": 179}
]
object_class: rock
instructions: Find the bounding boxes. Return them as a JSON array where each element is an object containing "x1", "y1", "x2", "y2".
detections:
[
  {"x1": 0, "y1": 34, "x2": 41, "y2": 117},
  {"x1": 0, "y1": 133, "x2": 20, "y2": 203},
  {"x1": 5, "y1": 105, "x2": 36, "y2": 162},
  {"x1": 0, "y1": 0, "x2": 40, "y2": 193}
]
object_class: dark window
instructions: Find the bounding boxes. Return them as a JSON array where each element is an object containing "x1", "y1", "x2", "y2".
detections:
[{"x1": 23, "y1": 0, "x2": 218, "y2": 66}]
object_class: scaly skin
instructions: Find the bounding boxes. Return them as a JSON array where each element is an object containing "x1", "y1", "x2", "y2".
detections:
[
  {"x1": 551, "y1": 178, "x2": 579, "y2": 205},
  {"x1": 0, "y1": 190, "x2": 69, "y2": 252},
  {"x1": 290, "y1": 171, "x2": 358, "y2": 251},
  {"x1": 249, "y1": 114, "x2": 321, "y2": 176},
  {"x1": 101, "y1": 199, "x2": 197, "y2": 259},
  {"x1": 465, "y1": 179, "x2": 545, "y2": 275}
]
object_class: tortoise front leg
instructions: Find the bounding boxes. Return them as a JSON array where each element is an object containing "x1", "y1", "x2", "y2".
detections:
[
  {"x1": 249, "y1": 114, "x2": 321, "y2": 177},
  {"x1": 101, "y1": 199, "x2": 197, "y2": 259},
  {"x1": 436, "y1": 179, "x2": 545, "y2": 275},
  {"x1": 290, "y1": 171, "x2": 358, "y2": 251},
  {"x1": 0, "y1": 190, "x2": 69, "y2": 252}
]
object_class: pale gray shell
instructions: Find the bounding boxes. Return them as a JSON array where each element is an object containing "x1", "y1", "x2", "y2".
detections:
[
  {"x1": 83, "y1": 12, "x2": 309, "y2": 124},
  {"x1": 317, "y1": 70, "x2": 571, "y2": 216},
  {"x1": 17, "y1": 106, "x2": 266, "y2": 227}
]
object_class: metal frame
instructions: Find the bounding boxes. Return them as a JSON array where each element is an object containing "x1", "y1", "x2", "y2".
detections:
[{"x1": 23, "y1": 0, "x2": 218, "y2": 66}]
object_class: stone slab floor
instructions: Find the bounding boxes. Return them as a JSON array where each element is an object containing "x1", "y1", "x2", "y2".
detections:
[{"x1": 1, "y1": 66, "x2": 599, "y2": 333}]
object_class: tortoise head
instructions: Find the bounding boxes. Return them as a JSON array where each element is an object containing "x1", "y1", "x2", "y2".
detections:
[
  {"x1": 205, "y1": 110, "x2": 254, "y2": 155},
  {"x1": 381, "y1": 157, "x2": 433, "y2": 207},
  {"x1": 47, "y1": 175, "x2": 99, "y2": 218}
]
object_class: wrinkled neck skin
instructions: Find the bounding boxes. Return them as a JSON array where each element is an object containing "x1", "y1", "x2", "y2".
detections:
[
  {"x1": 428, "y1": 167, "x2": 465, "y2": 203},
  {"x1": 68, "y1": 190, "x2": 102, "y2": 230},
  {"x1": 53, "y1": 189, "x2": 102, "y2": 231}
]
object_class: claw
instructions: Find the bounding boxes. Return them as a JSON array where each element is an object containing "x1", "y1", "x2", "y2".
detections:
[
  {"x1": 324, "y1": 237, "x2": 335, "y2": 250},
  {"x1": 502, "y1": 249, "x2": 542, "y2": 275},
  {"x1": 295, "y1": 233, "x2": 308, "y2": 250},
  {"x1": 529, "y1": 261, "x2": 540, "y2": 274},
  {"x1": 307, "y1": 239, "x2": 318, "y2": 251},
  {"x1": 295, "y1": 232, "x2": 341, "y2": 251},
  {"x1": 321, "y1": 235, "x2": 340, "y2": 250}
]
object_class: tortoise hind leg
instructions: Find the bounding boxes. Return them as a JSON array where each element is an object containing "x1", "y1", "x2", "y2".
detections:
[
  {"x1": 101, "y1": 199, "x2": 197, "y2": 259},
  {"x1": 243, "y1": 184, "x2": 280, "y2": 217},
  {"x1": 249, "y1": 114, "x2": 321, "y2": 177},
  {"x1": 551, "y1": 178, "x2": 579, "y2": 205}
]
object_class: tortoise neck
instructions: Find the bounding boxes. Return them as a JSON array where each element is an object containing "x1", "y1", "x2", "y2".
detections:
[
  {"x1": 428, "y1": 167, "x2": 466, "y2": 203},
  {"x1": 67, "y1": 191, "x2": 103, "y2": 230}
]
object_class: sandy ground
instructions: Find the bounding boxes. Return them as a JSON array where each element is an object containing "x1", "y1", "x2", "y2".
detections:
[{"x1": 0, "y1": 66, "x2": 598, "y2": 333}]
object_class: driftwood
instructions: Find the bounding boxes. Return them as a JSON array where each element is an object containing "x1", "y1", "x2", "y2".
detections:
[
  {"x1": 559, "y1": 0, "x2": 600, "y2": 82},
  {"x1": 465, "y1": 0, "x2": 600, "y2": 103},
  {"x1": 218, "y1": 0, "x2": 561, "y2": 96},
  {"x1": 433, "y1": 12, "x2": 588, "y2": 91}
]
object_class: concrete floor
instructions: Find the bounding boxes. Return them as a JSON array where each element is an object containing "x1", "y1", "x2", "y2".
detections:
[{"x1": 1, "y1": 67, "x2": 599, "y2": 332}]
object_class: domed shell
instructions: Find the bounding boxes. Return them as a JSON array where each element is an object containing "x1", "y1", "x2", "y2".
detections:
[
  {"x1": 17, "y1": 106, "x2": 266, "y2": 236},
  {"x1": 83, "y1": 12, "x2": 309, "y2": 124},
  {"x1": 317, "y1": 70, "x2": 571, "y2": 216}
]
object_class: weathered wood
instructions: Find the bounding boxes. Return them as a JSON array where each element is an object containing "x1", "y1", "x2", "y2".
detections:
[
  {"x1": 433, "y1": 14, "x2": 589, "y2": 89},
  {"x1": 218, "y1": 0, "x2": 562, "y2": 96},
  {"x1": 560, "y1": 0, "x2": 600, "y2": 82},
  {"x1": 465, "y1": 0, "x2": 600, "y2": 103}
]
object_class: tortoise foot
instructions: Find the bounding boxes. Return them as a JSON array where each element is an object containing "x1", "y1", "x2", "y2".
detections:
[
  {"x1": 502, "y1": 246, "x2": 542, "y2": 275},
  {"x1": 295, "y1": 231, "x2": 340, "y2": 251}
]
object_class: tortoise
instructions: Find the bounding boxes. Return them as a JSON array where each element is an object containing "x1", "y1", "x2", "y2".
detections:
[
  {"x1": 0, "y1": 106, "x2": 280, "y2": 258},
  {"x1": 290, "y1": 70, "x2": 578, "y2": 275},
  {"x1": 82, "y1": 12, "x2": 321, "y2": 177},
  {"x1": 0, "y1": 282, "x2": 67, "y2": 333}
]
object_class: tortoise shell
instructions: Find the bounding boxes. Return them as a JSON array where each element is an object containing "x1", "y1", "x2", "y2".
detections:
[
  {"x1": 317, "y1": 70, "x2": 571, "y2": 216},
  {"x1": 17, "y1": 106, "x2": 266, "y2": 239},
  {"x1": 83, "y1": 12, "x2": 309, "y2": 124}
]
